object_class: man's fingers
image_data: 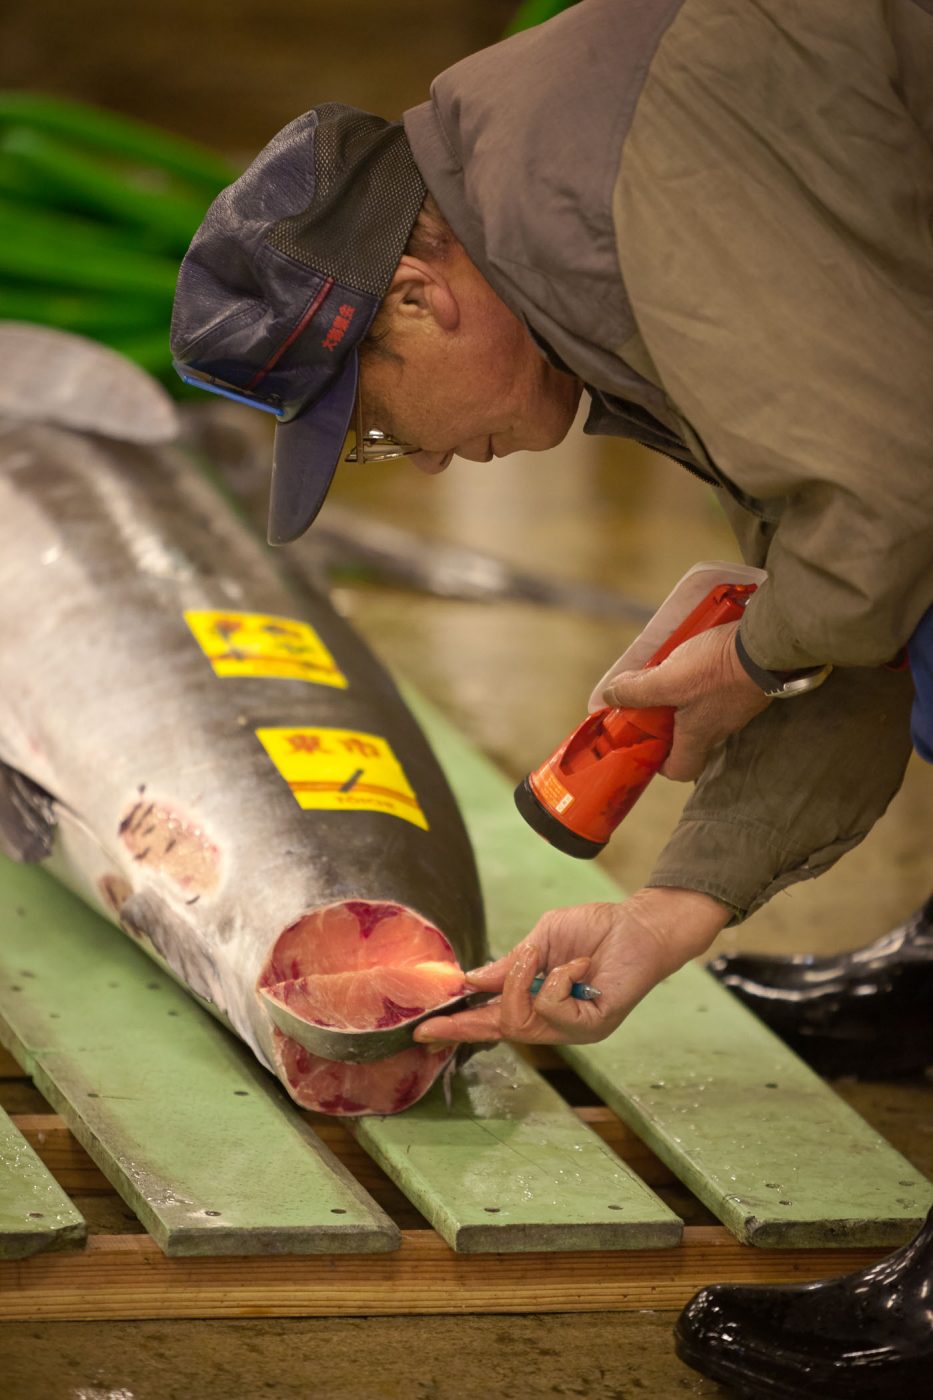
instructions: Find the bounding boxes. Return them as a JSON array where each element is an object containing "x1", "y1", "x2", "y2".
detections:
[
  {"x1": 417, "y1": 950, "x2": 606, "y2": 1047},
  {"x1": 494, "y1": 950, "x2": 603, "y2": 1042},
  {"x1": 465, "y1": 936, "x2": 544, "y2": 992},
  {"x1": 498, "y1": 943, "x2": 541, "y2": 1029},
  {"x1": 412, "y1": 1000, "x2": 504, "y2": 1046},
  {"x1": 602, "y1": 667, "x2": 673, "y2": 710},
  {"x1": 658, "y1": 729, "x2": 710, "y2": 781},
  {"x1": 533, "y1": 956, "x2": 591, "y2": 1005},
  {"x1": 528, "y1": 957, "x2": 603, "y2": 1037},
  {"x1": 464, "y1": 956, "x2": 510, "y2": 990}
]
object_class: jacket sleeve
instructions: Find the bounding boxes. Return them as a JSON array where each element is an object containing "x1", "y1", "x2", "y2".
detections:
[
  {"x1": 646, "y1": 664, "x2": 915, "y2": 921},
  {"x1": 613, "y1": 0, "x2": 933, "y2": 673}
]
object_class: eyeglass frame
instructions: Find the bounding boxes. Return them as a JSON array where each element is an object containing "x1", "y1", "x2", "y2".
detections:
[
  {"x1": 346, "y1": 385, "x2": 420, "y2": 463},
  {"x1": 173, "y1": 362, "x2": 420, "y2": 464}
]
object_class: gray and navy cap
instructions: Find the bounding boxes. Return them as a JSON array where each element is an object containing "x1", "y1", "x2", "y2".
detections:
[{"x1": 170, "y1": 104, "x2": 426, "y2": 544}]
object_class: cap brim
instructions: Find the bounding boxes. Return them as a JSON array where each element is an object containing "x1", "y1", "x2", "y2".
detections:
[{"x1": 267, "y1": 352, "x2": 358, "y2": 545}]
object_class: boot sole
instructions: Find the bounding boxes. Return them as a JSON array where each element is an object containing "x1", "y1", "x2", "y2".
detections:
[
  {"x1": 674, "y1": 1333, "x2": 829, "y2": 1400},
  {"x1": 674, "y1": 1334, "x2": 925, "y2": 1400}
]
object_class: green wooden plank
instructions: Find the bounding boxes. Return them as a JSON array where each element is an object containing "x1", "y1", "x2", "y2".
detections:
[
  {"x1": 403, "y1": 684, "x2": 933, "y2": 1248},
  {"x1": 0, "y1": 824, "x2": 678, "y2": 1262},
  {"x1": 0, "y1": 1104, "x2": 86, "y2": 1259},
  {"x1": 557, "y1": 976, "x2": 932, "y2": 1247},
  {"x1": 0, "y1": 859, "x2": 399, "y2": 1257},
  {"x1": 354, "y1": 1041, "x2": 680, "y2": 1253}
]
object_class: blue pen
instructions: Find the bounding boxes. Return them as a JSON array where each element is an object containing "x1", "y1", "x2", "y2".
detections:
[{"x1": 529, "y1": 972, "x2": 601, "y2": 1001}]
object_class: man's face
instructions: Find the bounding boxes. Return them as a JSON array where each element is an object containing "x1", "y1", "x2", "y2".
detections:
[{"x1": 358, "y1": 261, "x2": 582, "y2": 474}]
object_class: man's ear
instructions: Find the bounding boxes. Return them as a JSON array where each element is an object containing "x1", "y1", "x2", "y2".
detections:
[{"x1": 387, "y1": 255, "x2": 460, "y2": 332}]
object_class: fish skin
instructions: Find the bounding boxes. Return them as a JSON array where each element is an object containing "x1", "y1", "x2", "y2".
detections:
[
  {"x1": 0, "y1": 765, "x2": 56, "y2": 862},
  {"x1": 0, "y1": 324, "x2": 487, "y2": 1112},
  {"x1": 260, "y1": 985, "x2": 477, "y2": 1064},
  {"x1": 0, "y1": 320, "x2": 180, "y2": 443}
]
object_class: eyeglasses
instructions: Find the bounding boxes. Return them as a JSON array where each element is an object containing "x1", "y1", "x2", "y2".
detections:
[
  {"x1": 345, "y1": 387, "x2": 421, "y2": 463},
  {"x1": 174, "y1": 363, "x2": 421, "y2": 463}
]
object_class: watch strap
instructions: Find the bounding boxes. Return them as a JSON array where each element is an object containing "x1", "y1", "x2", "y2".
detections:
[{"x1": 735, "y1": 630, "x2": 833, "y2": 699}]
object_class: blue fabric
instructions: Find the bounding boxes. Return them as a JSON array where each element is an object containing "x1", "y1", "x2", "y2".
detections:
[{"x1": 908, "y1": 604, "x2": 933, "y2": 763}]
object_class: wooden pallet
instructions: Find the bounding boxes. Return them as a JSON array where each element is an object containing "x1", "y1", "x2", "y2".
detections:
[
  {"x1": 2, "y1": 684, "x2": 930, "y2": 1318},
  {"x1": 0, "y1": 1043, "x2": 894, "y2": 1318}
]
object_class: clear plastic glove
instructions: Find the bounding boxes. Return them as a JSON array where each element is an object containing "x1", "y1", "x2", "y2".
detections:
[
  {"x1": 602, "y1": 621, "x2": 769, "y2": 781},
  {"x1": 412, "y1": 887, "x2": 730, "y2": 1048}
]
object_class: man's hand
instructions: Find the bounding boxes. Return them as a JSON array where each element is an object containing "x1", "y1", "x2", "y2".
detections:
[
  {"x1": 602, "y1": 620, "x2": 769, "y2": 781},
  {"x1": 412, "y1": 887, "x2": 730, "y2": 1048}
]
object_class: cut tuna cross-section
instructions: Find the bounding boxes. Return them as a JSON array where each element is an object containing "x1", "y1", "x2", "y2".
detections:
[{"x1": 258, "y1": 899, "x2": 472, "y2": 1112}]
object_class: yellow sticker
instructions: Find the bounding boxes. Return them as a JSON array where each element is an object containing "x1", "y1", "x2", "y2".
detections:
[
  {"x1": 184, "y1": 610, "x2": 347, "y2": 687},
  {"x1": 255, "y1": 726, "x2": 429, "y2": 830}
]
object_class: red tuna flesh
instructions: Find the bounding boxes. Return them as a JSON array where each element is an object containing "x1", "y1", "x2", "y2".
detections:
[{"x1": 259, "y1": 899, "x2": 469, "y2": 1114}]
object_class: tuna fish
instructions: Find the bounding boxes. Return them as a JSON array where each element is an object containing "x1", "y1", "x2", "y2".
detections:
[{"x1": 0, "y1": 323, "x2": 487, "y2": 1114}]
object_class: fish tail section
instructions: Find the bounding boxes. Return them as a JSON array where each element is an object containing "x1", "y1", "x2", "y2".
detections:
[{"x1": 258, "y1": 898, "x2": 470, "y2": 1114}]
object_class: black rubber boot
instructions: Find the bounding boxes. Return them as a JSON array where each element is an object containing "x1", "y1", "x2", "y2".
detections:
[
  {"x1": 674, "y1": 1207, "x2": 933, "y2": 1399},
  {"x1": 706, "y1": 895, "x2": 933, "y2": 1077}
]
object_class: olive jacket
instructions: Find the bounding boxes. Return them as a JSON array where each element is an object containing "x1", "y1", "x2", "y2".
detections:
[{"x1": 404, "y1": 0, "x2": 933, "y2": 918}]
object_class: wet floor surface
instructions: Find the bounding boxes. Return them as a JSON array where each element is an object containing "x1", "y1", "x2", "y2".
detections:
[
  {"x1": 1, "y1": 3, "x2": 930, "y2": 1397},
  {"x1": 3, "y1": 1314, "x2": 727, "y2": 1400}
]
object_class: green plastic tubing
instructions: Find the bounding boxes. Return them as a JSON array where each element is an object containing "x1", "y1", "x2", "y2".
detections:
[
  {"x1": 0, "y1": 287, "x2": 172, "y2": 337},
  {"x1": 0, "y1": 92, "x2": 236, "y2": 191},
  {"x1": 0, "y1": 126, "x2": 215, "y2": 251}
]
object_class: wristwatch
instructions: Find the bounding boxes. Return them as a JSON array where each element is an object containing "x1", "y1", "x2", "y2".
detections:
[{"x1": 735, "y1": 631, "x2": 833, "y2": 699}]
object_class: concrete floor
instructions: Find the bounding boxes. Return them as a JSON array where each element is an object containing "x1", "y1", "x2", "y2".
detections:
[
  {"x1": 1, "y1": 2, "x2": 930, "y2": 1397},
  {"x1": 2, "y1": 1314, "x2": 724, "y2": 1400}
]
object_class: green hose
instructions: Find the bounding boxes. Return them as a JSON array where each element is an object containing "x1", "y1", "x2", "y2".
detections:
[
  {"x1": 0, "y1": 220, "x2": 179, "y2": 296},
  {"x1": 0, "y1": 127, "x2": 215, "y2": 252},
  {"x1": 0, "y1": 192, "x2": 184, "y2": 256},
  {"x1": 0, "y1": 287, "x2": 172, "y2": 337},
  {"x1": 0, "y1": 92, "x2": 236, "y2": 388},
  {"x1": 0, "y1": 93, "x2": 235, "y2": 191}
]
